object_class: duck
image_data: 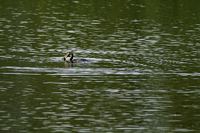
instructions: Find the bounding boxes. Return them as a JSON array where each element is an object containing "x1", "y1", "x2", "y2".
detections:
[{"x1": 63, "y1": 52, "x2": 88, "y2": 63}]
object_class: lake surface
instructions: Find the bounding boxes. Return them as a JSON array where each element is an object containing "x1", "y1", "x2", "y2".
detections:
[{"x1": 0, "y1": 0, "x2": 200, "y2": 132}]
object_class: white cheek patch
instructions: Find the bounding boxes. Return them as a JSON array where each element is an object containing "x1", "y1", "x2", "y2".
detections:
[{"x1": 65, "y1": 57, "x2": 71, "y2": 61}]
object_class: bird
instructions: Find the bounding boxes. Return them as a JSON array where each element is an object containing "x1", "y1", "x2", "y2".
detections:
[
  {"x1": 63, "y1": 52, "x2": 74, "y2": 63},
  {"x1": 63, "y1": 51, "x2": 88, "y2": 63}
]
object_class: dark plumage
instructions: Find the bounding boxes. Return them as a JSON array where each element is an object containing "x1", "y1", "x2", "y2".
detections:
[{"x1": 63, "y1": 52, "x2": 88, "y2": 63}]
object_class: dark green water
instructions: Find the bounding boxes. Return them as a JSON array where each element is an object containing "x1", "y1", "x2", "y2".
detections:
[{"x1": 0, "y1": 0, "x2": 200, "y2": 132}]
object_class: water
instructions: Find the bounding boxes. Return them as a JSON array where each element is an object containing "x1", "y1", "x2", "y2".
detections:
[{"x1": 0, "y1": 0, "x2": 200, "y2": 132}]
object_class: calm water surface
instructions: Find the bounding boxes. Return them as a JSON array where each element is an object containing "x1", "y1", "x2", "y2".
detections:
[{"x1": 0, "y1": 0, "x2": 200, "y2": 132}]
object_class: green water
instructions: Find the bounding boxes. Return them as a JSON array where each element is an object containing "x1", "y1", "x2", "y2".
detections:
[{"x1": 0, "y1": 0, "x2": 200, "y2": 132}]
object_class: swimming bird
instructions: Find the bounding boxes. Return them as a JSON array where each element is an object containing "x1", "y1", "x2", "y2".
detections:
[
  {"x1": 63, "y1": 52, "x2": 88, "y2": 63},
  {"x1": 63, "y1": 52, "x2": 74, "y2": 63}
]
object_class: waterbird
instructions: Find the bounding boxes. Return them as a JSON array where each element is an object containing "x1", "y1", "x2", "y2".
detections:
[{"x1": 63, "y1": 51, "x2": 88, "y2": 63}]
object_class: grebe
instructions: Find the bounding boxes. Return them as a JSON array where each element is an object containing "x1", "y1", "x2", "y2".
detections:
[{"x1": 63, "y1": 52, "x2": 88, "y2": 63}]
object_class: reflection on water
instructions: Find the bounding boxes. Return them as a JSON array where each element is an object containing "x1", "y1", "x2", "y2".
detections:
[{"x1": 0, "y1": 0, "x2": 200, "y2": 132}]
